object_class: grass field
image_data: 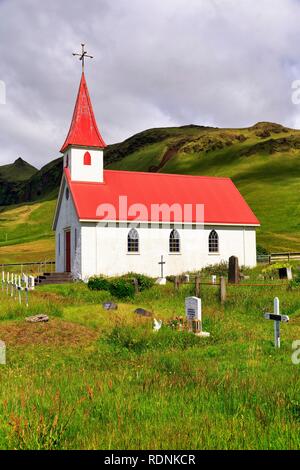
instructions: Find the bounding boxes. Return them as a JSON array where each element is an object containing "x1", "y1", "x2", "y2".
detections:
[
  {"x1": 0, "y1": 268, "x2": 299, "y2": 450},
  {"x1": 0, "y1": 200, "x2": 55, "y2": 263}
]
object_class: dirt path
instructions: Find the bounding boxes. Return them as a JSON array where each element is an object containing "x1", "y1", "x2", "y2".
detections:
[{"x1": 148, "y1": 139, "x2": 188, "y2": 172}]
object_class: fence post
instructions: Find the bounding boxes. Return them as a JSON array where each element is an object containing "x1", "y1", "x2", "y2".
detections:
[
  {"x1": 220, "y1": 276, "x2": 226, "y2": 304},
  {"x1": 195, "y1": 275, "x2": 200, "y2": 298},
  {"x1": 174, "y1": 276, "x2": 179, "y2": 291}
]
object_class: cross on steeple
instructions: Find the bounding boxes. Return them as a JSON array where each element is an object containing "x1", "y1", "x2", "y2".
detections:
[{"x1": 72, "y1": 43, "x2": 93, "y2": 72}]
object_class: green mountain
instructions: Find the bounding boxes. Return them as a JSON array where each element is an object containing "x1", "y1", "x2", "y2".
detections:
[
  {"x1": 0, "y1": 157, "x2": 37, "y2": 182},
  {"x1": 1, "y1": 121, "x2": 300, "y2": 262}
]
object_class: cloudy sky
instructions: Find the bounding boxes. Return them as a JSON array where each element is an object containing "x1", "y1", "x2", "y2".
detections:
[{"x1": 1, "y1": 0, "x2": 300, "y2": 168}]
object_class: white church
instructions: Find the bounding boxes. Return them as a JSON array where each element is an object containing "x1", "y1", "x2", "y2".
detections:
[{"x1": 53, "y1": 70, "x2": 260, "y2": 280}]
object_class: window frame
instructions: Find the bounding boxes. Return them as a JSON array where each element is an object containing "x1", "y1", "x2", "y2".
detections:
[
  {"x1": 83, "y1": 151, "x2": 92, "y2": 166},
  {"x1": 208, "y1": 229, "x2": 219, "y2": 254},
  {"x1": 169, "y1": 229, "x2": 181, "y2": 253},
  {"x1": 127, "y1": 228, "x2": 139, "y2": 253}
]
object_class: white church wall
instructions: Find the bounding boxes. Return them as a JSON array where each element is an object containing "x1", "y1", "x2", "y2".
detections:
[
  {"x1": 78, "y1": 223, "x2": 257, "y2": 279},
  {"x1": 65, "y1": 147, "x2": 104, "y2": 183},
  {"x1": 55, "y1": 180, "x2": 82, "y2": 276}
]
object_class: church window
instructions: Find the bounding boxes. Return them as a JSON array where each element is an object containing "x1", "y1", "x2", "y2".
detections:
[
  {"x1": 66, "y1": 187, "x2": 69, "y2": 200},
  {"x1": 169, "y1": 229, "x2": 180, "y2": 253},
  {"x1": 84, "y1": 151, "x2": 91, "y2": 165},
  {"x1": 209, "y1": 230, "x2": 219, "y2": 253},
  {"x1": 128, "y1": 228, "x2": 139, "y2": 253},
  {"x1": 58, "y1": 233, "x2": 60, "y2": 256},
  {"x1": 65, "y1": 154, "x2": 69, "y2": 168}
]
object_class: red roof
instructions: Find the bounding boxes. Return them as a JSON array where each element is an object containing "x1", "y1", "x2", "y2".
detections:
[
  {"x1": 60, "y1": 72, "x2": 106, "y2": 153},
  {"x1": 64, "y1": 168, "x2": 260, "y2": 225}
]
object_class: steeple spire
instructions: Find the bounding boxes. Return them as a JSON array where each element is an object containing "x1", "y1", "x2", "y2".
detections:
[{"x1": 60, "y1": 72, "x2": 106, "y2": 153}]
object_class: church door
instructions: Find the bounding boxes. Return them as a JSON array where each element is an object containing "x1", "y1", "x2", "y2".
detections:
[{"x1": 65, "y1": 230, "x2": 71, "y2": 272}]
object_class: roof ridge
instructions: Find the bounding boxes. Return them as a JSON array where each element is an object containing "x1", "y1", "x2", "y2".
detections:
[{"x1": 104, "y1": 169, "x2": 232, "y2": 181}]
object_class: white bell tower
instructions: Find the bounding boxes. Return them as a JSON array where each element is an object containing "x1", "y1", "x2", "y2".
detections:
[{"x1": 63, "y1": 147, "x2": 104, "y2": 183}]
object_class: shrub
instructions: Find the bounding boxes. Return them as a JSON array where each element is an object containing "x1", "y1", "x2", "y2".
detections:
[
  {"x1": 108, "y1": 278, "x2": 135, "y2": 299},
  {"x1": 200, "y1": 262, "x2": 228, "y2": 277},
  {"x1": 120, "y1": 272, "x2": 155, "y2": 292},
  {"x1": 87, "y1": 276, "x2": 110, "y2": 291}
]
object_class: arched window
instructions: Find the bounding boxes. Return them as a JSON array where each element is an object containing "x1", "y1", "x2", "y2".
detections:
[
  {"x1": 128, "y1": 228, "x2": 139, "y2": 252},
  {"x1": 65, "y1": 154, "x2": 69, "y2": 168},
  {"x1": 169, "y1": 229, "x2": 180, "y2": 253},
  {"x1": 209, "y1": 230, "x2": 219, "y2": 253},
  {"x1": 84, "y1": 151, "x2": 91, "y2": 165}
]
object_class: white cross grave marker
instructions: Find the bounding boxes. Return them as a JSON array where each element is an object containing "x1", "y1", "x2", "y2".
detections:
[{"x1": 263, "y1": 297, "x2": 289, "y2": 348}]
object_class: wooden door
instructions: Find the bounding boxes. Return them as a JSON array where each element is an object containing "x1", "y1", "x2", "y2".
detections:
[{"x1": 65, "y1": 230, "x2": 71, "y2": 272}]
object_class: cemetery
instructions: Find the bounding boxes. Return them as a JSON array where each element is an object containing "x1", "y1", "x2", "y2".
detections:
[{"x1": 0, "y1": 258, "x2": 299, "y2": 449}]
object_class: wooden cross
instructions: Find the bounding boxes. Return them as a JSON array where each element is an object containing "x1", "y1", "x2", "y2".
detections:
[
  {"x1": 263, "y1": 297, "x2": 289, "y2": 348},
  {"x1": 73, "y1": 44, "x2": 93, "y2": 72},
  {"x1": 158, "y1": 255, "x2": 166, "y2": 278}
]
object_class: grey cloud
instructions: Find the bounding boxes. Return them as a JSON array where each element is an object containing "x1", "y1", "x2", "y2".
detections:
[{"x1": 1, "y1": 0, "x2": 300, "y2": 167}]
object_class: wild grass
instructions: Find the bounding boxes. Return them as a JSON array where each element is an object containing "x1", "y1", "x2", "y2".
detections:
[{"x1": 0, "y1": 271, "x2": 300, "y2": 449}]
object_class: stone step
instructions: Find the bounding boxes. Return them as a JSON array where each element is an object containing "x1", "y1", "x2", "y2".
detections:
[
  {"x1": 35, "y1": 272, "x2": 74, "y2": 285},
  {"x1": 37, "y1": 279, "x2": 74, "y2": 285}
]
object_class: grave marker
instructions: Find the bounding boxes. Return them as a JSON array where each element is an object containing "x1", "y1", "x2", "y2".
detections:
[
  {"x1": 228, "y1": 256, "x2": 240, "y2": 284},
  {"x1": 185, "y1": 297, "x2": 210, "y2": 337},
  {"x1": 278, "y1": 267, "x2": 293, "y2": 280},
  {"x1": 263, "y1": 297, "x2": 289, "y2": 348},
  {"x1": 156, "y1": 255, "x2": 167, "y2": 285}
]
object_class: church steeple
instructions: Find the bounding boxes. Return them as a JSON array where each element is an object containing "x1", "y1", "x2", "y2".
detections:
[
  {"x1": 60, "y1": 72, "x2": 106, "y2": 153},
  {"x1": 61, "y1": 46, "x2": 106, "y2": 184}
]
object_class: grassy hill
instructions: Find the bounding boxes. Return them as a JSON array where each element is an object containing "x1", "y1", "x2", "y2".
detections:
[{"x1": 1, "y1": 121, "x2": 300, "y2": 263}]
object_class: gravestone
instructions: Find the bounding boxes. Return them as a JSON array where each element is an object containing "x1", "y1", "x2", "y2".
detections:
[
  {"x1": 212, "y1": 275, "x2": 217, "y2": 285},
  {"x1": 134, "y1": 308, "x2": 153, "y2": 317},
  {"x1": 185, "y1": 297, "x2": 202, "y2": 321},
  {"x1": 278, "y1": 267, "x2": 293, "y2": 280},
  {"x1": 228, "y1": 256, "x2": 240, "y2": 284},
  {"x1": 103, "y1": 302, "x2": 118, "y2": 311},
  {"x1": 185, "y1": 297, "x2": 210, "y2": 337}
]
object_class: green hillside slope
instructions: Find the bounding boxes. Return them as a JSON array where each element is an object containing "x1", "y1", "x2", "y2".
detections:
[
  {"x1": 107, "y1": 122, "x2": 300, "y2": 252},
  {"x1": 0, "y1": 121, "x2": 300, "y2": 263}
]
